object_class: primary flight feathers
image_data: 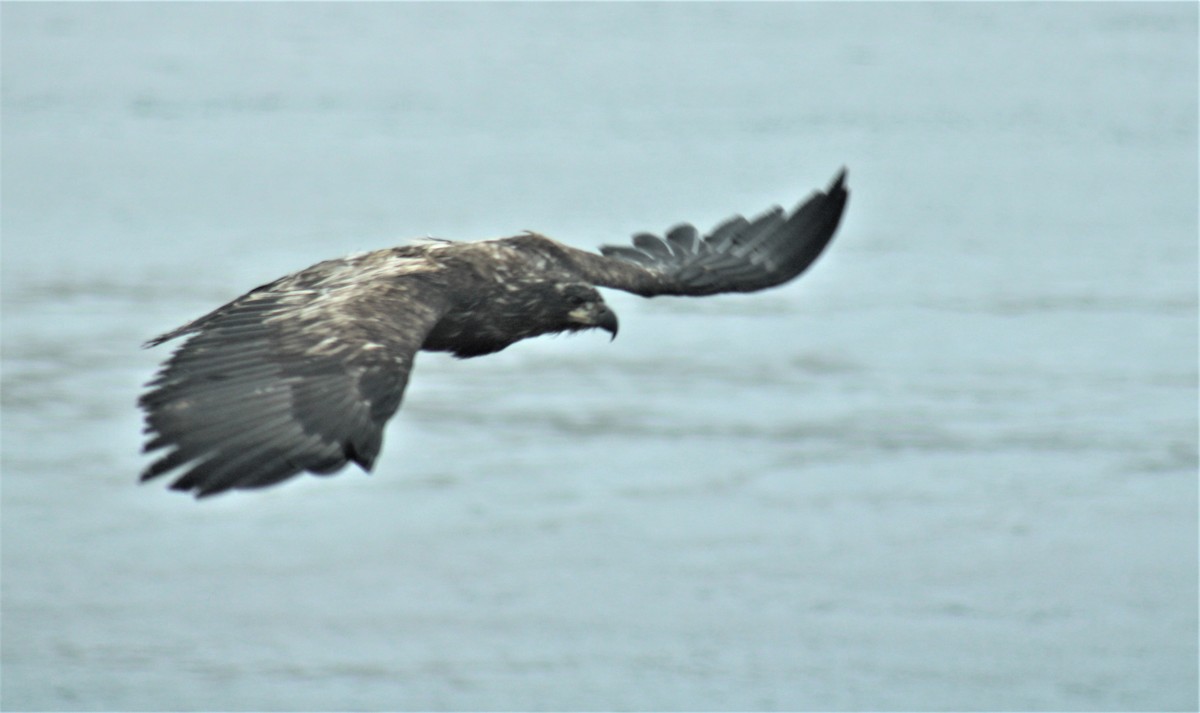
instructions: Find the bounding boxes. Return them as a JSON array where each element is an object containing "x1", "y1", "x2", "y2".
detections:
[{"x1": 140, "y1": 169, "x2": 849, "y2": 497}]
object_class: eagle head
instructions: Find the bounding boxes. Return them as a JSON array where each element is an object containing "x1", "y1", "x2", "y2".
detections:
[{"x1": 555, "y1": 283, "x2": 618, "y2": 340}]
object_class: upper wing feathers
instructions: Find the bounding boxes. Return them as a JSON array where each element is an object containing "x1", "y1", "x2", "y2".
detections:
[
  {"x1": 587, "y1": 168, "x2": 849, "y2": 297},
  {"x1": 631, "y1": 232, "x2": 675, "y2": 260},
  {"x1": 665, "y1": 224, "x2": 700, "y2": 255},
  {"x1": 597, "y1": 244, "x2": 660, "y2": 268},
  {"x1": 139, "y1": 251, "x2": 451, "y2": 497}
]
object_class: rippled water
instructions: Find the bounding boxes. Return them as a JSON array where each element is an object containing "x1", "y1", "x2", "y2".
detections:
[{"x1": 2, "y1": 3, "x2": 1197, "y2": 711}]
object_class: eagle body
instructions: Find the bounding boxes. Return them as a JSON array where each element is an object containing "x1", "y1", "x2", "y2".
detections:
[{"x1": 140, "y1": 170, "x2": 849, "y2": 496}]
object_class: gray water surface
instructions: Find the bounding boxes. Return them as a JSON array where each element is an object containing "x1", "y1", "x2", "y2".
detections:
[{"x1": 2, "y1": 3, "x2": 1197, "y2": 711}]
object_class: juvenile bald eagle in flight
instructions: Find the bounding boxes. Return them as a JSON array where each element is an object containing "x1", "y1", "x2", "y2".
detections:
[{"x1": 140, "y1": 169, "x2": 849, "y2": 497}]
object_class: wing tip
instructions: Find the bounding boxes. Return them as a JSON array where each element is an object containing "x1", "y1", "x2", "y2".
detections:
[{"x1": 829, "y1": 167, "x2": 849, "y2": 197}]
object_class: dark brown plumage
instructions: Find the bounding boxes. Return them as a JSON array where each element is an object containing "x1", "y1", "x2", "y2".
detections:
[{"x1": 140, "y1": 169, "x2": 850, "y2": 496}]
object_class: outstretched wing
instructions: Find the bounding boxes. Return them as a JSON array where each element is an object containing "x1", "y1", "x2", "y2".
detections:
[
  {"x1": 564, "y1": 169, "x2": 848, "y2": 297},
  {"x1": 139, "y1": 255, "x2": 450, "y2": 497}
]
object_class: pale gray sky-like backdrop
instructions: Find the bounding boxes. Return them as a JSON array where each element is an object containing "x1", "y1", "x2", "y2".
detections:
[{"x1": 2, "y1": 3, "x2": 1196, "y2": 710}]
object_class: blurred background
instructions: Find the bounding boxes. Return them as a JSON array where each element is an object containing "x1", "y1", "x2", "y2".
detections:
[{"x1": 2, "y1": 3, "x2": 1196, "y2": 710}]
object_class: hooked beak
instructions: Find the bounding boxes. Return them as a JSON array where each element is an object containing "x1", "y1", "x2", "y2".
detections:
[
  {"x1": 596, "y1": 305, "x2": 619, "y2": 341},
  {"x1": 569, "y1": 304, "x2": 619, "y2": 341}
]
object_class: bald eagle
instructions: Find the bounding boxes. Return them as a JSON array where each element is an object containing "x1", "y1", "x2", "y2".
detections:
[{"x1": 140, "y1": 169, "x2": 849, "y2": 497}]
